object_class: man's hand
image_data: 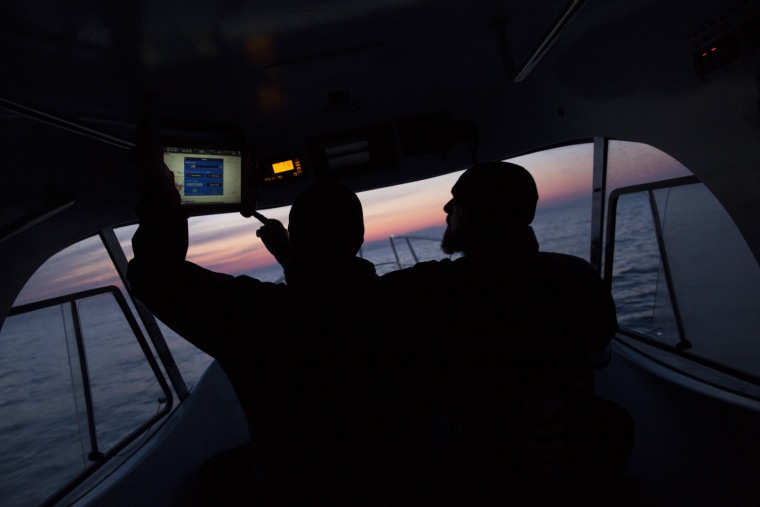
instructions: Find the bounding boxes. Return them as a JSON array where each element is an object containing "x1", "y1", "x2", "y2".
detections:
[
  {"x1": 135, "y1": 162, "x2": 182, "y2": 218},
  {"x1": 130, "y1": 145, "x2": 188, "y2": 265},
  {"x1": 256, "y1": 219, "x2": 291, "y2": 265}
]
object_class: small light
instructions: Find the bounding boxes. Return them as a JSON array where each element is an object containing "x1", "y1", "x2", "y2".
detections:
[{"x1": 272, "y1": 159, "x2": 295, "y2": 174}]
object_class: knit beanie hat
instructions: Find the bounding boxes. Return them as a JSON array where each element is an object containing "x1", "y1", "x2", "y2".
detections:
[
  {"x1": 451, "y1": 161, "x2": 538, "y2": 226},
  {"x1": 288, "y1": 180, "x2": 365, "y2": 256}
]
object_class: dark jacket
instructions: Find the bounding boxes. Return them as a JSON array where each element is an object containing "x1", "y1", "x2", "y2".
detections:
[
  {"x1": 128, "y1": 233, "x2": 405, "y2": 505},
  {"x1": 372, "y1": 228, "x2": 619, "y2": 504},
  {"x1": 374, "y1": 228, "x2": 617, "y2": 394}
]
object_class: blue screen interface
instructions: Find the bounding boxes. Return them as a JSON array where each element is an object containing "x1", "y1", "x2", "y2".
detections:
[{"x1": 184, "y1": 157, "x2": 224, "y2": 196}]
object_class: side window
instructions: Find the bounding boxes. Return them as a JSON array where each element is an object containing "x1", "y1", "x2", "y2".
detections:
[
  {"x1": 605, "y1": 190, "x2": 664, "y2": 336},
  {"x1": 0, "y1": 287, "x2": 171, "y2": 507},
  {"x1": 605, "y1": 141, "x2": 760, "y2": 378},
  {"x1": 1, "y1": 232, "x2": 178, "y2": 506}
]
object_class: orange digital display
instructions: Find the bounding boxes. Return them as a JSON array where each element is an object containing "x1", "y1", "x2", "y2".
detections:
[{"x1": 272, "y1": 159, "x2": 295, "y2": 174}]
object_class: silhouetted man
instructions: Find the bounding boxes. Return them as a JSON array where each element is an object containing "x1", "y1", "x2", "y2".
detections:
[
  {"x1": 373, "y1": 161, "x2": 626, "y2": 504},
  {"x1": 128, "y1": 165, "x2": 405, "y2": 505}
]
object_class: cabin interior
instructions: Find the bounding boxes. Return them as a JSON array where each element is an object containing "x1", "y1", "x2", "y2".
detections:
[{"x1": 2, "y1": 0, "x2": 760, "y2": 505}]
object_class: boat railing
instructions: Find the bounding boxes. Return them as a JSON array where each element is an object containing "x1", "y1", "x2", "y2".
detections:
[{"x1": 360, "y1": 234, "x2": 452, "y2": 274}]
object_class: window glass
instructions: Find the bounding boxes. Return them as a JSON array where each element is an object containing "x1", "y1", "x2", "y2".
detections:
[
  {"x1": 606, "y1": 141, "x2": 760, "y2": 377},
  {"x1": 0, "y1": 289, "x2": 169, "y2": 506},
  {"x1": 78, "y1": 292, "x2": 169, "y2": 450},
  {"x1": 609, "y1": 190, "x2": 675, "y2": 336},
  {"x1": 0, "y1": 306, "x2": 84, "y2": 507},
  {"x1": 14, "y1": 235, "x2": 120, "y2": 306},
  {"x1": 606, "y1": 141, "x2": 694, "y2": 337},
  {"x1": 607, "y1": 140, "x2": 692, "y2": 191},
  {"x1": 514, "y1": 143, "x2": 594, "y2": 260},
  {"x1": 5, "y1": 233, "x2": 177, "y2": 505}
]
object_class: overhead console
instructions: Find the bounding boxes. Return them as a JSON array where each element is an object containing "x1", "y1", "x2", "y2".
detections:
[
  {"x1": 159, "y1": 118, "x2": 305, "y2": 218},
  {"x1": 308, "y1": 122, "x2": 399, "y2": 180},
  {"x1": 158, "y1": 111, "x2": 465, "y2": 216},
  {"x1": 306, "y1": 111, "x2": 464, "y2": 189}
]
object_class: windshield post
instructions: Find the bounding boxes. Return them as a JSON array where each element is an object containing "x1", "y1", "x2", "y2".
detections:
[{"x1": 590, "y1": 137, "x2": 609, "y2": 274}]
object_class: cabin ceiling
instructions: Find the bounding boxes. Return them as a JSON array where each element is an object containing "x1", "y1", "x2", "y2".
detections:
[
  {"x1": 5, "y1": 0, "x2": 742, "y2": 154},
  {"x1": 3, "y1": 0, "x2": 573, "y2": 138},
  {"x1": 3, "y1": 0, "x2": 734, "y2": 150}
]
